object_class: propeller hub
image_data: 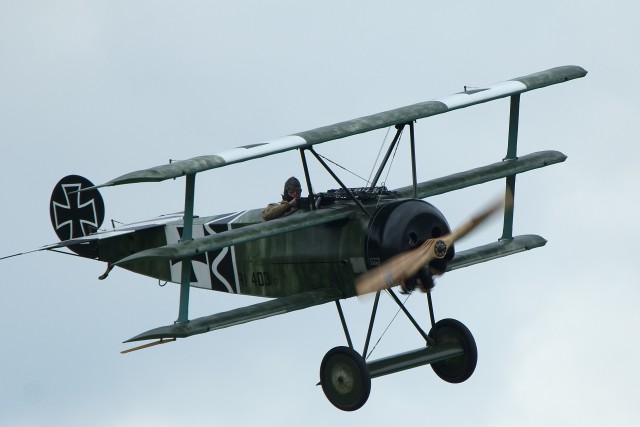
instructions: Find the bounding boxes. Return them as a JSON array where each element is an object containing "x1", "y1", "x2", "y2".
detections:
[{"x1": 434, "y1": 239, "x2": 448, "y2": 259}]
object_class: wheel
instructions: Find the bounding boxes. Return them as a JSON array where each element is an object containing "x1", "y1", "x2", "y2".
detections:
[
  {"x1": 319, "y1": 346, "x2": 371, "y2": 411},
  {"x1": 428, "y1": 318, "x2": 477, "y2": 383}
]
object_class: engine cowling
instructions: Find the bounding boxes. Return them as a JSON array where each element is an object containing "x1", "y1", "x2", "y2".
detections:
[{"x1": 365, "y1": 199, "x2": 454, "y2": 272}]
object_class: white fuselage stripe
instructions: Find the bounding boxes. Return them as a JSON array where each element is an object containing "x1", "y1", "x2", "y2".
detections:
[{"x1": 227, "y1": 211, "x2": 247, "y2": 294}]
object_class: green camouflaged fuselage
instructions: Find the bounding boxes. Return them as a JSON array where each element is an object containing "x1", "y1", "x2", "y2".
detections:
[{"x1": 97, "y1": 201, "x2": 375, "y2": 299}]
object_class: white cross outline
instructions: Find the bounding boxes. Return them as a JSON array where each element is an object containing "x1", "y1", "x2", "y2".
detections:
[{"x1": 52, "y1": 183, "x2": 99, "y2": 238}]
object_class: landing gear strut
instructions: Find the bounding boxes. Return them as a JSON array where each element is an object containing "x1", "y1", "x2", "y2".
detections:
[{"x1": 319, "y1": 293, "x2": 478, "y2": 411}]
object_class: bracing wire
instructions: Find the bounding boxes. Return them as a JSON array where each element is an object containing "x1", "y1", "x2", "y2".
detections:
[
  {"x1": 373, "y1": 127, "x2": 404, "y2": 211},
  {"x1": 316, "y1": 126, "x2": 398, "y2": 190},
  {"x1": 367, "y1": 126, "x2": 392, "y2": 185},
  {"x1": 382, "y1": 132, "x2": 403, "y2": 187},
  {"x1": 365, "y1": 290, "x2": 411, "y2": 360},
  {"x1": 315, "y1": 152, "x2": 370, "y2": 185}
]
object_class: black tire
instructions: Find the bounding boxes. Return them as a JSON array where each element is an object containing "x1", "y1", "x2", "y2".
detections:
[
  {"x1": 319, "y1": 346, "x2": 371, "y2": 411},
  {"x1": 428, "y1": 318, "x2": 477, "y2": 383}
]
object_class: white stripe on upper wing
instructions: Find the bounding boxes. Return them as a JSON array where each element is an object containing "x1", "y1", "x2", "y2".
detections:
[
  {"x1": 216, "y1": 135, "x2": 307, "y2": 163},
  {"x1": 437, "y1": 81, "x2": 527, "y2": 110}
]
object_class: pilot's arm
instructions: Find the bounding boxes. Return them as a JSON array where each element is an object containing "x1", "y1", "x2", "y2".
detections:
[{"x1": 261, "y1": 199, "x2": 297, "y2": 221}]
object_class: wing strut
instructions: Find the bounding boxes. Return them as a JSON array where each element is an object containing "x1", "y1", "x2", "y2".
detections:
[
  {"x1": 369, "y1": 124, "x2": 405, "y2": 189},
  {"x1": 501, "y1": 94, "x2": 520, "y2": 240},
  {"x1": 368, "y1": 121, "x2": 418, "y2": 199},
  {"x1": 176, "y1": 174, "x2": 196, "y2": 324},
  {"x1": 298, "y1": 148, "x2": 316, "y2": 210},
  {"x1": 409, "y1": 121, "x2": 418, "y2": 199}
]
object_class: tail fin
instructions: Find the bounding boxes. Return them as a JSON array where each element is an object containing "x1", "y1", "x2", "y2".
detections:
[{"x1": 49, "y1": 175, "x2": 105, "y2": 258}]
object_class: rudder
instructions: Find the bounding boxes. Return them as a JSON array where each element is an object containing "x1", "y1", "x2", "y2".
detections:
[{"x1": 49, "y1": 175, "x2": 105, "y2": 258}]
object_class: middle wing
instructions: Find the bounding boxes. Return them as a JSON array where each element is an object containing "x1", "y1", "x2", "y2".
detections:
[
  {"x1": 116, "y1": 151, "x2": 565, "y2": 266},
  {"x1": 393, "y1": 150, "x2": 566, "y2": 199},
  {"x1": 447, "y1": 234, "x2": 547, "y2": 271}
]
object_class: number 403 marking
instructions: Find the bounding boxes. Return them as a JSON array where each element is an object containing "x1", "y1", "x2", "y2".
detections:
[{"x1": 239, "y1": 272, "x2": 272, "y2": 287}]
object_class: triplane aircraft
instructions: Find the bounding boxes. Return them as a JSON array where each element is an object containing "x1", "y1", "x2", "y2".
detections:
[{"x1": 4, "y1": 65, "x2": 586, "y2": 410}]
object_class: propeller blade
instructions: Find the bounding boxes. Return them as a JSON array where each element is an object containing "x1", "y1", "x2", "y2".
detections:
[
  {"x1": 355, "y1": 192, "x2": 510, "y2": 296},
  {"x1": 355, "y1": 239, "x2": 439, "y2": 296}
]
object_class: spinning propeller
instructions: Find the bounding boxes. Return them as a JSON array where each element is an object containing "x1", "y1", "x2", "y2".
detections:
[{"x1": 355, "y1": 193, "x2": 511, "y2": 296}]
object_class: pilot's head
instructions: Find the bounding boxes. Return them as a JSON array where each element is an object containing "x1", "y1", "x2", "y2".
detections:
[{"x1": 283, "y1": 176, "x2": 302, "y2": 201}]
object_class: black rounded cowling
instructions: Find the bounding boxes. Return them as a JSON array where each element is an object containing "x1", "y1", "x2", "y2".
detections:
[{"x1": 365, "y1": 199, "x2": 454, "y2": 270}]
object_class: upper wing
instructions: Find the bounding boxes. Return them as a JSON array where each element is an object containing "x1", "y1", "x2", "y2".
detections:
[
  {"x1": 115, "y1": 205, "x2": 355, "y2": 265},
  {"x1": 94, "y1": 66, "x2": 586, "y2": 188},
  {"x1": 124, "y1": 287, "x2": 343, "y2": 342}
]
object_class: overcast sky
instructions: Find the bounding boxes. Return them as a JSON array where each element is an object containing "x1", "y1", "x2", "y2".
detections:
[{"x1": 1, "y1": 1, "x2": 639, "y2": 426}]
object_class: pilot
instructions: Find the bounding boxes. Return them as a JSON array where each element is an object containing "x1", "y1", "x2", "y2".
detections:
[{"x1": 262, "y1": 177, "x2": 304, "y2": 221}]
